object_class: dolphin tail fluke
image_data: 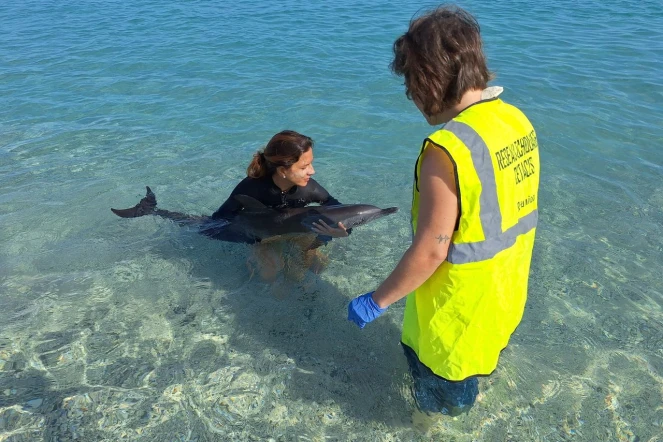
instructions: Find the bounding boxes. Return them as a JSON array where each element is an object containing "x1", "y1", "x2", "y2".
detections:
[{"x1": 110, "y1": 186, "x2": 157, "y2": 218}]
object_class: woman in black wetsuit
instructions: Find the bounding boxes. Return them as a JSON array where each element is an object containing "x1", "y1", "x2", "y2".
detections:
[
  {"x1": 209, "y1": 130, "x2": 348, "y2": 240},
  {"x1": 213, "y1": 130, "x2": 350, "y2": 280},
  {"x1": 112, "y1": 130, "x2": 348, "y2": 281}
]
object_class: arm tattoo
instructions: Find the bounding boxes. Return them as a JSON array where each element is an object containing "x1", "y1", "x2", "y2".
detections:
[{"x1": 436, "y1": 234, "x2": 450, "y2": 244}]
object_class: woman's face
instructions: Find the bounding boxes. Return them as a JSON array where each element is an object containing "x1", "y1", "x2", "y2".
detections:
[{"x1": 282, "y1": 148, "x2": 315, "y2": 187}]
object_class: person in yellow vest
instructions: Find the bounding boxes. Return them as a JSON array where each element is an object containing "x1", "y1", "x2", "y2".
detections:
[{"x1": 347, "y1": 5, "x2": 540, "y2": 417}]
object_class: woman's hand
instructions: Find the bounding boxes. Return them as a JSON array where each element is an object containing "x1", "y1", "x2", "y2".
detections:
[{"x1": 310, "y1": 220, "x2": 349, "y2": 238}]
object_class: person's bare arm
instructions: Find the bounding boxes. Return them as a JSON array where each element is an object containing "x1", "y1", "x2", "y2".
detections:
[{"x1": 371, "y1": 145, "x2": 459, "y2": 308}]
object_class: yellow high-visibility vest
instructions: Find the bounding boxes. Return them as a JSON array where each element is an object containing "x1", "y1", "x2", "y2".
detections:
[{"x1": 402, "y1": 97, "x2": 540, "y2": 381}]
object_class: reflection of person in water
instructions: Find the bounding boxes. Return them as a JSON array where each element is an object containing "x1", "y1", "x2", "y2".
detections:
[{"x1": 209, "y1": 130, "x2": 351, "y2": 281}]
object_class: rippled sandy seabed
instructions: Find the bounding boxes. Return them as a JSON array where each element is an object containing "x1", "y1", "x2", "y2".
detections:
[
  {"x1": 2, "y1": 163, "x2": 662, "y2": 442},
  {"x1": 1, "y1": 177, "x2": 661, "y2": 442}
]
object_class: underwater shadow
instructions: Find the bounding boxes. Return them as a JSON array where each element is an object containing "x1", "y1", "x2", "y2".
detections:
[{"x1": 155, "y1": 232, "x2": 414, "y2": 428}]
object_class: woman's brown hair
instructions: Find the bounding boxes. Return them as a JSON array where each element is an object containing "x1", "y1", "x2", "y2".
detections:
[
  {"x1": 246, "y1": 130, "x2": 313, "y2": 178},
  {"x1": 390, "y1": 5, "x2": 493, "y2": 116}
]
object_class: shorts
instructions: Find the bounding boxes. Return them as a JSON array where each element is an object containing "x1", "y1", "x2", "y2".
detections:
[{"x1": 402, "y1": 343, "x2": 479, "y2": 416}]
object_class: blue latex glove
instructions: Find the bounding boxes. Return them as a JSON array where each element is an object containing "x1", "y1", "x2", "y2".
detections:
[{"x1": 348, "y1": 292, "x2": 387, "y2": 329}]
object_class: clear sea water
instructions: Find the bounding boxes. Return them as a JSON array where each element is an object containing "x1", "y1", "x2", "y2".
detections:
[{"x1": 1, "y1": 0, "x2": 662, "y2": 440}]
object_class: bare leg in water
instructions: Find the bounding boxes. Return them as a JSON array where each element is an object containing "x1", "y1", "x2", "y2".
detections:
[
  {"x1": 294, "y1": 236, "x2": 330, "y2": 277},
  {"x1": 248, "y1": 236, "x2": 286, "y2": 282},
  {"x1": 248, "y1": 234, "x2": 329, "y2": 284}
]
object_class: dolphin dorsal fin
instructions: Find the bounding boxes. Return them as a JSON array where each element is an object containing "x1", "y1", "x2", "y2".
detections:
[{"x1": 234, "y1": 194, "x2": 268, "y2": 210}]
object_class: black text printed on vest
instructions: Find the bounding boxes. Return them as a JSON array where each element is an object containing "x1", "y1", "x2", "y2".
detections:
[
  {"x1": 494, "y1": 130, "x2": 539, "y2": 185},
  {"x1": 517, "y1": 194, "x2": 536, "y2": 211}
]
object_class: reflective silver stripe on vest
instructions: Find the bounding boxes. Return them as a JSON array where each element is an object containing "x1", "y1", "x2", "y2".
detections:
[
  {"x1": 442, "y1": 121, "x2": 537, "y2": 264},
  {"x1": 447, "y1": 210, "x2": 538, "y2": 264},
  {"x1": 444, "y1": 121, "x2": 502, "y2": 238}
]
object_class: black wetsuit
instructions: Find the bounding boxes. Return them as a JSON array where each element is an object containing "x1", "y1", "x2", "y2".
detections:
[
  {"x1": 199, "y1": 175, "x2": 348, "y2": 245},
  {"x1": 211, "y1": 175, "x2": 341, "y2": 219}
]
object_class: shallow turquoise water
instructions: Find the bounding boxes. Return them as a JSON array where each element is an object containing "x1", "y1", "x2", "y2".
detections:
[{"x1": 1, "y1": 0, "x2": 662, "y2": 440}]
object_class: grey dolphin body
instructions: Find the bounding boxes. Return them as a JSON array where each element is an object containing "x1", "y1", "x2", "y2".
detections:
[{"x1": 111, "y1": 186, "x2": 398, "y2": 243}]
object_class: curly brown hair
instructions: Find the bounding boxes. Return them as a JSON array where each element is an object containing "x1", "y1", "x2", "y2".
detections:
[{"x1": 390, "y1": 5, "x2": 493, "y2": 116}]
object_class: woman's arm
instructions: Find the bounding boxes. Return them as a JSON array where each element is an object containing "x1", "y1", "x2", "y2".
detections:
[
  {"x1": 307, "y1": 179, "x2": 350, "y2": 238},
  {"x1": 371, "y1": 145, "x2": 459, "y2": 308},
  {"x1": 211, "y1": 178, "x2": 253, "y2": 220}
]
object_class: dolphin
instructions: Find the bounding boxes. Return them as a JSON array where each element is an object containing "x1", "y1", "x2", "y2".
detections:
[{"x1": 111, "y1": 186, "x2": 398, "y2": 243}]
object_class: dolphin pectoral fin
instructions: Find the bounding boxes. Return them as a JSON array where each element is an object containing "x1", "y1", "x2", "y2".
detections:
[
  {"x1": 233, "y1": 194, "x2": 269, "y2": 211},
  {"x1": 110, "y1": 186, "x2": 157, "y2": 218}
]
